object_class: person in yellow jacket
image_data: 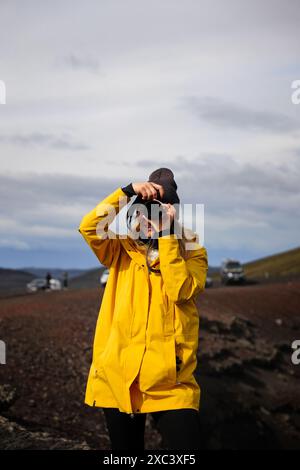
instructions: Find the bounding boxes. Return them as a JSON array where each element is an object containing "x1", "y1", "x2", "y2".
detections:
[{"x1": 78, "y1": 168, "x2": 208, "y2": 450}]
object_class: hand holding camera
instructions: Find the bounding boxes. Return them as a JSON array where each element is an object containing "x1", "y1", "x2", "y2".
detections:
[
  {"x1": 132, "y1": 181, "x2": 176, "y2": 236},
  {"x1": 132, "y1": 181, "x2": 164, "y2": 200}
]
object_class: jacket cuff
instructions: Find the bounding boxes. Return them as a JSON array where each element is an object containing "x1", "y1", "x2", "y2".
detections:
[{"x1": 121, "y1": 183, "x2": 136, "y2": 197}]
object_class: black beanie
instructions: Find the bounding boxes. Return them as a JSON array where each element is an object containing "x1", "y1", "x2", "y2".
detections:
[{"x1": 134, "y1": 167, "x2": 180, "y2": 206}]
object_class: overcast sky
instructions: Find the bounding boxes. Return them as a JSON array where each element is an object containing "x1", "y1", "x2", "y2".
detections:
[{"x1": 0, "y1": 0, "x2": 299, "y2": 269}]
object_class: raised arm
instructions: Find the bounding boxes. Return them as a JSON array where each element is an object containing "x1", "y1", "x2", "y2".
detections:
[
  {"x1": 158, "y1": 233, "x2": 208, "y2": 305},
  {"x1": 78, "y1": 181, "x2": 165, "y2": 267},
  {"x1": 78, "y1": 187, "x2": 131, "y2": 268}
]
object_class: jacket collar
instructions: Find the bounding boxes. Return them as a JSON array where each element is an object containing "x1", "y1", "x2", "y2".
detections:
[{"x1": 120, "y1": 236, "x2": 159, "y2": 269}]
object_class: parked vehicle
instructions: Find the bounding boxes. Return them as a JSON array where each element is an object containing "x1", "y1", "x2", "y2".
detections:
[
  {"x1": 100, "y1": 268, "x2": 110, "y2": 287},
  {"x1": 220, "y1": 259, "x2": 245, "y2": 285},
  {"x1": 205, "y1": 276, "x2": 213, "y2": 288},
  {"x1": 27, "y1": 278, "x2": 62, "y2": 293}
]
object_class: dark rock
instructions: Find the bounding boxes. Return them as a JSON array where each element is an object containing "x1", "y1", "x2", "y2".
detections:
[
  {"x1": 0, "y1": 384, "x2": 17, "y2": 412},
  {"x1": 0, "y1": 415, "x2": 91, "y2": 450}
]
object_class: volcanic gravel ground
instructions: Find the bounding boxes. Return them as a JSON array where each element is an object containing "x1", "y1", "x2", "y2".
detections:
[{"x1": 0, "y1": 281, "x2": 299, "y2": 449}]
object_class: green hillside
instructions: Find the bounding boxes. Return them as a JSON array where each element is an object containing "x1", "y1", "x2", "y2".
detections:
[
  {"x1": 243, "y1": 246, "x2": 300, "y2": 281},
  {"x1": 210, "y1": 245, "x2": 300, "y2": 283}
]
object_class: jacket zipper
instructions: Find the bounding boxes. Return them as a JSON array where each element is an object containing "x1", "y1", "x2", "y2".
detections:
[{"x1": 127, "y1": 263, "x2": 151, "y2": 417}]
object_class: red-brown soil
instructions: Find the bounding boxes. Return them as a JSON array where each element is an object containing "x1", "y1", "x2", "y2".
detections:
[{"x1": 0, "y1": 281, "x2": 299, "y2": 449}]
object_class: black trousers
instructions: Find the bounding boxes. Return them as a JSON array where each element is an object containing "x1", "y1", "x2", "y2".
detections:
[{"x1": 102, "y1": 407, "x2": 201, "y2": 451}]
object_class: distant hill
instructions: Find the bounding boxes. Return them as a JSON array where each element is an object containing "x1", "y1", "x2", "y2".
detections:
[
  {"x1": 0, "y1": 268, "x2": 35, "y2": 295},
  {"x1": 69, "y1": 266, "x2": 107, "y2": 290},
  {"x1": 21, "y1": 268, "x2": 86, "y2": 281},
  {"x1": 2, "y1": 245, "x2": 299, "y2": 296},
  {"x1": 207, "y1": 266, "x2": 220, "y2": 276},
  {"x1": 0, "y1": 265, "x2": 104, "y2": 296},
  {"x1": 243, "y1": 246, "x2": 300, "y2": 281}
]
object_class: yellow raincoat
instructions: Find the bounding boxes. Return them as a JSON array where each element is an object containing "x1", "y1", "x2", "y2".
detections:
[{"x1": 78, "y1": 187, "x2": 208, "y2": 415}]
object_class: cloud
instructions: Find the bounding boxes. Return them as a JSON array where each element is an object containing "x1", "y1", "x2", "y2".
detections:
[
  {"x1": 181, "y1": 96, "x2": 299, "y2": 133},
  {"x1": 131, "y1": 153, "x2": 300, "y2": 253},
  {"x1": 0, "y1": 238, "x2": 30, "y2": 250},
  {"x1": 0, "y1": 172, "x2": 119, "y2": 233},
  {"x1": 0, "y1": 172, "x2": 132, "y2": 259},
  {"x1": 0, "y1": 132, "x2": 90, "y2": 151},
  {"x1": 0, "y1": 160, "x2": 299, "y2": 260},
  {"x1": 1, "y1": 0, "x2": 300, "y2": 266},
  {"x1": 59, "y1": 53, "x2": 101, "y2": 73},
  {"x1": 135, "y1": 152, "x2": 300, "y2": 199}
]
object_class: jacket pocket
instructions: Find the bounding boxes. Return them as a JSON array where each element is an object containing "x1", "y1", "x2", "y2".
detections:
[
  {"x1": 93, "y1": 326, "x2": 116, "y2": 376},
  {"x1": 162, "y1": 284, "x2": 175, "y2": 336},
  {"x1": 166, "y1": 335, "x2": 177, "y2": 385},
  {"x1": 139, "y1": 336, "x2": 177, "y2": 390},
  {"x1": 93, "y1": 344, "x2": 107, "y2": 375},
  {"x1": 91, "y1": 359, "x2": 105, "y2": 381},
  {"x1": 167, "y1": 336, "x2": 185, "y2": 385}
]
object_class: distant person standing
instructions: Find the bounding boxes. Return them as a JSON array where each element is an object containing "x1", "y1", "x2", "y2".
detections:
[
  {"x1": 63, "y1": 271, "x2": 68, "y2": 290},
  {"x1": 45, "y1": 272, "x2": 52, "y2": 290}
]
